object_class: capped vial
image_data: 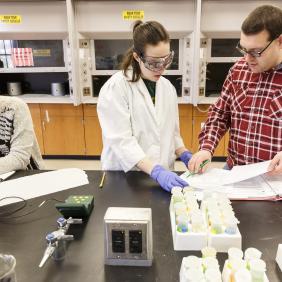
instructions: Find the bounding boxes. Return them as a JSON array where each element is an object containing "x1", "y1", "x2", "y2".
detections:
[
  {"x1": 176, "y1": 214, "x2": 189, "y2": 233},
  {"x1": 183, "y1": 268, "x2": 205, "y2": 282},
  {"x1": 191, "y1": 211, "x2": 206, "y2": 233},
  {"x1": 183, "y1": 186, "x2": 193, "y2": 194},
  {"x1": 182, "y1": 255, "x2": 202, "y2": 270},
  {"x1": 172, "y1": 192, "x2": 184, "y2": 203},
  {"x1": 174, "y1": 202, "x2": 187, "y2": 216},
  {"x1": 202, "y1": 256, "x2": 219, "y2": 270},
  {"x1": 234, "y1": 268, "x2": 252, "y2": 282},
  {"x1": 224, "y1": 217, "x2": 238, "y2": 235},
  {"x1": 229, "y1": 258, "x2": 247, "y2": 272},
  {"x1": 244, "y1": 247, "x2": 262, "y2": 262},
  {"x1": 249, "y1": 258, "x2": 266, "y2": 282},
  {"x1": 228, "y1": 247, "x2": 244, "y2": 260},
  {"x1": 171, "y1": 186, "x2": 183, "y2": 194},
  {"x1": 201, "y1": 246, "x2": 217, "y2": 258},
  {"x1": 205, "y1": 268, "x2": 222, "y2": 282}
]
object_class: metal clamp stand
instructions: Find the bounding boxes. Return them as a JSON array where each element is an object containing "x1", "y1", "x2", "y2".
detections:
[{"x1": 39, "y1": 217, "x2": 82, "y2": 268}]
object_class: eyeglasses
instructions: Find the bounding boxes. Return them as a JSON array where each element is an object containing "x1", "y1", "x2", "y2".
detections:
[
  {"x1": 236, "y1": 39, "x2": 276, "y2": 58},
  {"x1": 140, "y1": 51, "x2": 174, "y2": 72}
]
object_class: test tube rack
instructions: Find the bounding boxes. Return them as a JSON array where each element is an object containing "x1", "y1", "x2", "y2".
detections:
[{"x1": 169, "y1": 196, "x2": 242, "y2": 252}]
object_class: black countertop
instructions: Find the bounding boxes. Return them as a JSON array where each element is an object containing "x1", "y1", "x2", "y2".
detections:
[{"x1": 0, "y1": 170, "x2": 282, "y2": 282}]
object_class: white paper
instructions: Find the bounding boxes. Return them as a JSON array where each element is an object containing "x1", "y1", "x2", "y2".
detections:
[
  {"x1": 181, "y1": 160, "x2": 271, "y2": 189},
  {"x1": 0, "y1": 168, "x2": 89, "y2": 207},
  {"x1": 262, "y1": 174, "x2": 282, "y2": 196},
  {"x1": 0, "y1": 171, "x2": 15, "y2": 181},
  {"x1": 222, "y1": 176, "x2": 276, "y2": 199}
]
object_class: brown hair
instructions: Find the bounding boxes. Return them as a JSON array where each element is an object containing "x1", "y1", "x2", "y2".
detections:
[
  {"x1": 121, "y1": 21, "x2": 170, "y2": 82},
  {"x1": 241, "y1": 5, "x2": 282, "y2": 41}
]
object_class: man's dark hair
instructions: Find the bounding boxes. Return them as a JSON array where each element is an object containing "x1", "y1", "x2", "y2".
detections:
[{"x1": 242, "y1": 5, "x2": 282, "y2": 41}]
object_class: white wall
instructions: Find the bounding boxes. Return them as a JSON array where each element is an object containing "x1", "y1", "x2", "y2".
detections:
[
  {"x1": 201, "y1": 0, "x2": 282, "y2": 37},
  {"x1": 0, "y1": 2, "x2": 68, "y2": 39},
  {"x1": 76, "y1": 1, "x2": 195, "y2": 39}
]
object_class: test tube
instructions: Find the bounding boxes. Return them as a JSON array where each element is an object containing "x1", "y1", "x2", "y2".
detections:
[
  {"x1": 244, "y1": 248, "x2": 262, "y2": 262},
  {"x1": 234, "y1": 268, "x2": 252, "y2": 282},
  {"x1": 183, "y1": 186, "x2": 193, "y2": 194},
  {"x1": 172, "y1": 191, "x2": 184, "y2": 203},
  {"x1": 229, "y1": 258, "x2": 247, "y2": 272},
  {"x1": 183, "y1": 268, "x2": 205, "y2": 282},
  {"x1": 185, "y1": 198, "x2": 199, "y2": 212},
  {"x1": 228, "y1": 247, "x2": 244, "y2": 260},
  {"x1": 224, "y1": 217, "x2": 238, "y2": 235},
  {"x1": 205, "y1": 268, "x2": 222, "y2": 282},
  {"x1": 210, "y1": 216, "x2": 223, "y2": 234},
  {"x1": 171, "y1": 186, "x2": 183, "y2": 194},
  {"x1": 249, "y1": 258, "x2": 266, "y2": 282},
  {"x1": 174, "y1": 202, "x2": 187, "y2": 216},
  {"x1": 201, "y1": 246, "x2": 217, "y2": 258},
  {"x1": 202, "y1": 256, "x2": 219, "y2": 270},
  {"x1": 176, "y1": 214, "x2": 189, "y2": 233},
  {"x1": 182, "y1": 255, "x2": 202, "y2": 270},
  {"x1": 191, "y1": 211, "x2": 205, "y2": 233}
]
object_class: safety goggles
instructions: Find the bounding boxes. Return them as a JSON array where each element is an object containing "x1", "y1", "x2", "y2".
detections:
[
  {"x1": 236, "y1": 38, "x2": 276, "y2": 58},
  {"x1": 140, "y1": 50, "x2": 174, "y2": 72}
]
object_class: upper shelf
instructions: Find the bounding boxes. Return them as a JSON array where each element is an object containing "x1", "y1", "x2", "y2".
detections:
[{"x1": 0, "y1": 67, "x2": 68, "y2": 74}]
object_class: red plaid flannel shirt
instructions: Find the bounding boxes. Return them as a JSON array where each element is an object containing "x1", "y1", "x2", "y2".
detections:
[{"x1": 199, "y1": 58, "x2": 282, "y2": 168}]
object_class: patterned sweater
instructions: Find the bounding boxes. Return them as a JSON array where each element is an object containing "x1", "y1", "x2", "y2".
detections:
[{"x1": 0, "y1": 96, "x2": 44, "y2": 174}]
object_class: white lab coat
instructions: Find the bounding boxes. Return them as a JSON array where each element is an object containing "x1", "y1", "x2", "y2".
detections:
[{"x1": 97, "y1": 71, "x2": 185, "y2": 172}]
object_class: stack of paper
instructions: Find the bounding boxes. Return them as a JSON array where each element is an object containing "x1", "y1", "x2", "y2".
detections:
[
  {"x1": 180, "y1": 161, "x2": 282, "y2": 201},
  {"x1": 0, "y1": 168, "x2": 89, "y2": 207}
]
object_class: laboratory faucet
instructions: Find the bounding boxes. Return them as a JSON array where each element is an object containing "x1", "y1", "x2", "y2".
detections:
[{"x1": 39, "y1": 217, "x2": 82, "y2": 268}]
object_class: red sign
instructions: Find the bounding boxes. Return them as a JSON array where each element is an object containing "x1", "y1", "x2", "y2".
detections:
[{"x1": 11, "y1": 48, "x2": 34, "y2": 67}]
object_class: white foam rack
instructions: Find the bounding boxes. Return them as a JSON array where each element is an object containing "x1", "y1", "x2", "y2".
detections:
[
  {"x1": 222, "y1": 260, "x2": 269, "y2": 282},
  {"x1": 169, "y1": 200, "x2": 242, "y2": 252}
]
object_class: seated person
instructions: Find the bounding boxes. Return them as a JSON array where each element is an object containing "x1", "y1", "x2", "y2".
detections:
[{"x1": 0, "y1": 96, "x2": 44, "y2": 174}]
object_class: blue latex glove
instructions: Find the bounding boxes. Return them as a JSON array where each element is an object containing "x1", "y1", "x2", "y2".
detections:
[
  {"x1": 150, "y1": 165, "x2": 188, "y2": 192},
  {"x1": 180, "y1": 151, "x2": 193, "y2": 167}
]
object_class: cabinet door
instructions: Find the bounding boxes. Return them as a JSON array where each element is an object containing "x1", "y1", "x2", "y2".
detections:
[
  {"x1": 224, "y1": 131, "x2": 230, "y2": 157},
  {"x1": 178, "y1": 104, "x2": 193, "y2": 151},
  {"x1": 192, "y1": 116, "x2": 225, "y2": 156},
  {"x1": 192, "y1": 105, "x2": 226, "y2": 157},
  {"x1": 41, "y1": 104, "x2": 85, "y2": 155},
  {"x1": 83, "y1": 104, "x2": 103, "y2": 156},
  {"x1": 28, "y1": 103, "x2": 44, "y2": 154}
]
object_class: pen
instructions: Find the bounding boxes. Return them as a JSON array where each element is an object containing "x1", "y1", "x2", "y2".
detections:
[
  {"x1": 99, "y1": 172, "x2": 106, "y2": 189},
  {"x1": 199, "y1": 159, "x2": 209, "y2": 170},
  {"x1": 187, "y1": 159, "x2": 210, "y2": 177}
]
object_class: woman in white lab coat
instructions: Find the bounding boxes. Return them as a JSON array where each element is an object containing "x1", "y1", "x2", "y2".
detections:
[{"x1": 97, "y1": 21, "x2": 192, "y2": 192}]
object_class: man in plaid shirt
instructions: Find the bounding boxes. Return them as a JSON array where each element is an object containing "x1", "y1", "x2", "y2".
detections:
[{"x1": 189, "y1": 5, "x2": 282, "y2": 175}]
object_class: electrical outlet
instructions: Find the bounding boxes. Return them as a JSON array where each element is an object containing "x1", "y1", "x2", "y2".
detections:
[
  {"x1": 79, "y1": 40, "x2": 89, "y2": 49},
  {"x1": 104, "y1": 207, "x2": 153, "y2": 266}
]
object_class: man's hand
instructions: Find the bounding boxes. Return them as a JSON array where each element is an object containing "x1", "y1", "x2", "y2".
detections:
[
  {"x1": 188, "y1": 150, "x2": 212, "y2": 174},
  {"x1": 268, "y1": 152, "x2": 282, "y2": 175}
]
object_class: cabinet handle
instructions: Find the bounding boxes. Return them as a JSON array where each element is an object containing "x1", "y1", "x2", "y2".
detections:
[
  {"x1": 45, "y1": 110, "x2": 50, "y2": 123},
  {"x1": 42, "y1": 121, "x2": 45, "y2": 131}
]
